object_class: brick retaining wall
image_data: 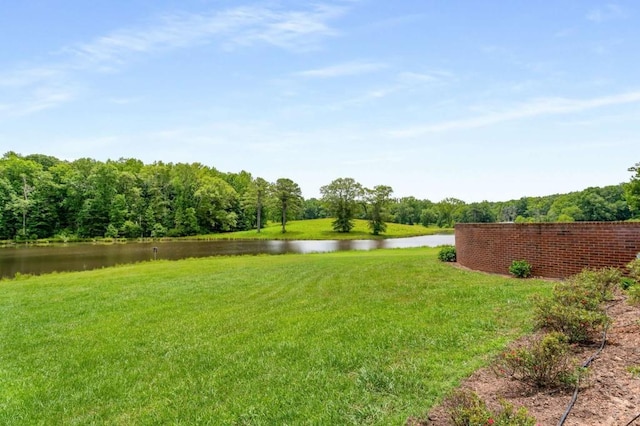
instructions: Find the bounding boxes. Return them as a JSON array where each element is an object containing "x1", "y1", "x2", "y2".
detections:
[{"x1": 455, "y1": 222, "x2": 640, "y2": 278}]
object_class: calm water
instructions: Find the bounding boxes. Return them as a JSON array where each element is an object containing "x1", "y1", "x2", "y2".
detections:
[{"x1": 0, "y1": 235, "x2": 454, "y2": 279}]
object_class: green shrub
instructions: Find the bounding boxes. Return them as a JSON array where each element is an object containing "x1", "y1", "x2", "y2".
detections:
[
  {"x1": 571, "y1": 267, "x2": 621, "y2": 301},
  {"x1": 151, "y1": 223, "x2": 167, "y2": 238},
  {"x1": 121, "y1": 220, "x2": 142, "y2": 238},
  {"x1": 438, "y1": 245, "x2": 457, "y2": 262},
  {"x1": 509, "y1": 260, "x2": 532, "y2": 278},
  {"x1": 533, "y1": 268, "x2": 612, "y2": 343},
  {"x1": 553, "y1": 276, "x2": 608, "y2": 310},
  {"x1": 620, "y1": 277, "x2": 636, "y2": 291},
  {"x1": 534, "y1": 301, "x2": 609, "y2": 343},
  {"x1": 104, "y1": 224, "x2": 119, "y2": 239},
  {"x1": 445, "y1": 389, "x2": 536, "y2": 426},
  {"x1": 495, "y1": 332, "x2": 580, "y2": 389},
  {"x1": 628, "y1": 259, "x2": 640, "y2": 280}
]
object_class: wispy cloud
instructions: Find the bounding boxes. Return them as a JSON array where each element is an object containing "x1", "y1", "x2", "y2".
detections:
[
  {"x1": 389, "y1": 91, "x2": 640, "y2": 137},
  {"x1": 68, "y1": 4, "x2": 346, "y2": 67},
  {"x1": 295, "y1": 61, "x2": 387, "y2": 78},
  {"x1": 586, "y1": 3, "x2": 627, "y2": 22},
  {"x1": 333, "y1": 69, "x2": 452, "y2": 107},
  {"x1": 1, "y1": 3, "x2": 349, "y2": 118}
]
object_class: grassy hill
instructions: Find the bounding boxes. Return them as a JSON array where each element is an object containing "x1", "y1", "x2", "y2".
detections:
[{"x1": 200, "y1": 218, "x2": 452, "y2": 240}]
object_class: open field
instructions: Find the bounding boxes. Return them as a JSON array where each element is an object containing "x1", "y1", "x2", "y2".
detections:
[
  {"x1": 199, "y1": 218, "x2": 452, "y2": 240},
  {"x1": 0, "y1": 248, "x2": 549, "y2": 424}
]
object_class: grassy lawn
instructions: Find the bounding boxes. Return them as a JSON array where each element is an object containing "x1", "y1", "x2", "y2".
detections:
[
  {"x1": 0, "y1": 248, "x2": 549, "y2": 425},
  {"x1": 199, "y1": 218, "x2": 452, "y2": 240}
]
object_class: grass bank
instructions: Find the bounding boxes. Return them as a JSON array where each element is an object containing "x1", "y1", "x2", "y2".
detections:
[
  {"x1": 0, "y1": 248, "x2": 548, "y2": 424},
  {"x1": 199, "y1": 218, "x2": 452, "y2": 240}
]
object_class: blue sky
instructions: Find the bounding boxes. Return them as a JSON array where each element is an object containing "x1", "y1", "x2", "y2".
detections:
[{"x1": 1, "y1": 1, "x2": 639, "y2": 202}]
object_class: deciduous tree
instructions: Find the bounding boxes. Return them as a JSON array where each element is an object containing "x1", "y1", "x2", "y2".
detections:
[
  {"x1": 271, "y1": 178, "x2": 303, "y2": 233},
  {"x1": 320, "y1": 178, "x2": 363, "y2": 233},
  {"x1": 364, "y1": 185, "x2": 393, "y2": 235}
]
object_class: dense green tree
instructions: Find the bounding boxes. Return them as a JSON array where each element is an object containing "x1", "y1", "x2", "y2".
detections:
[
  {"x1": 1, "y1": 153, "x2": 44, "y2": 239},
  {"x1": 271, "y1": 178, "x2": 303, "y2": 233},
  {"x1": 364, "y1": 185, "x2": 393, "y2": 235},
  {"x1": 0, "y1": 177, "x2": 14, "y2": 239},
  {"x1": 78, "y1": 163, "x2": 119, "y2": 237},
  {"x1": 302, "y1": 198, "x2": 327, "y2": 220},
  {"x1": 390, "y1": 196, "x2": 427, "y2": 225},
  {"x1": 625, "y1": 162, "x2": 640, "y2": 218},
  {"x1": 320, "y1": 178, "x2": 363, "y2": 233},
  {"x1": 242, "y1": 177, "x2": 270, "y2": 232},
  {"x1": 435, "y1": 198, "x2": 465, "y2": 227},
  {"x1": 577, "y1": 190, "x2": 616, "y2": 221},
  {"x1": 194, "y1": 175, "x2": 238, "y2": 232},
  {"x1": 420, "y1": 207, "x2": 438, "y2": 227},
  {"x1": 459, "y1": 201, "x2": 496, "y2": 223}
]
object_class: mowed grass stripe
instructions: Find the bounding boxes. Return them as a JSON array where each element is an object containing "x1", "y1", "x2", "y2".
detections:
[{"x1": 0, "y1": 248, "x2": 549, "y2": 425}]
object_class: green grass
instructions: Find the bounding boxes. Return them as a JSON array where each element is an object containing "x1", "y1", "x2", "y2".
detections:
[
  {"x1": 199, "y1": 218, "x2": 452, "y2": 240},
  {"x1": 0, "y1": 248, "x2": 549, "y2": 425}
]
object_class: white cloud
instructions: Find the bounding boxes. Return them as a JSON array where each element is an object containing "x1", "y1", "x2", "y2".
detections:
[
  {"x1": 68, "y1": 4, "x2": 346, "y2": 67},
  {"x1": 1, "y1": 3, "x2": 350, "y2": 118},
  {"x1": 295, "y1": 61, "x2": 387, "y2": 78},
  {"x1": 389, "y1": 91, "x2": 640, "y2": 137}
]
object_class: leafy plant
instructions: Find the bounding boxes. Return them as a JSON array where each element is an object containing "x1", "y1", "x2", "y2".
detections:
[
  {"x1": 438, "y1": 245, "x2": 457, "y2": 262},
  {"x1": 533, "y1": 268, "x2": 612, "y2": 343},
  {"x1": 628, "y1": 259, "x2": 640, "y2": 281},
  {"x1": 571, "y1": 267, "x2": 621, "y2": 301},
  {"x1": 509, "y1": 260, "x2": 532, "y2": 278},
  {"x1": 445, "y1": 389, "x2": 536, "y2": 426},
  {"x1": 534, "y1": 298, "x2": 609, "y2": 343},
  {"x1": 620, "y1": 277, "x2": 636, "y2": 291},
  {"x1": 495, "y1": 332, "x2": 580, "y2": 389}
]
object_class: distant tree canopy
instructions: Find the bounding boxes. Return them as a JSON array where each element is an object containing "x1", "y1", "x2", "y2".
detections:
[
  {"x1": 0, "y1": 152, "x2": 302, "y2": 240},
  {"x1": 0, "y1": 152, "x2": 636, "y2": 241}
]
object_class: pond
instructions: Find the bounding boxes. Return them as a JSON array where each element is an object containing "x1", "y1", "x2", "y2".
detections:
[{"x1": 0, "y1": 234, "x2": 455, "y2": 279}]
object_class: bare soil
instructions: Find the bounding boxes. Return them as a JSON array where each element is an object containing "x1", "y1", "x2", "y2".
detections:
[{"x1": 410, "y1": 293, "x2": 640, "y2": 425}]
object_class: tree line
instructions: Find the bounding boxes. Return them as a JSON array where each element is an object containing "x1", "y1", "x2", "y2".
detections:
[{"x1": 1, "y1": 152, "x2": 638, "y2": 240}]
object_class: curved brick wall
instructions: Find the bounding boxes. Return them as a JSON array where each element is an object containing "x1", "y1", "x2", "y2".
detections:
[{"x1": 455, "y1": 222, "x2": 640, "y2": 279}]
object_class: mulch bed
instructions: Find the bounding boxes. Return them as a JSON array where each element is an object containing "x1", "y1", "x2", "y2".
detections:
[{"x1": 409, "y1": 293, "x2": 640, "y2": 425}]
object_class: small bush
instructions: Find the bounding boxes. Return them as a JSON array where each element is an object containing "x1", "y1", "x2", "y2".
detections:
[
  {"x1": 509, "y1": 260, "x2": 532, "y2": 278},
  {"x1": 628, "y1": 259, "x2": 640, "y2": 281},
  {"x1": 445, "y1": 389, "x2": 536, "y2": 426},
  {"x1": 571, "y1": 267, "x2": 621, "y2": 301},
  {"x1": 494, "y1": 332, "x2": 579, "y2": 389},
  {"x1": 534, "y1": 300, "x2": 609, "y2": 343},
  {"x1": 533, "y1": 268, "x2": 612, "y2": 343},
  {"x1": 553, "y1": 277, "x2": 607, "y2": 310},
  {"x1": 438, "y1": 245, "x2": 457, "y2": 262},
  {"x1": 495, "y1": 332, "x2": 580, "y2": 389}
]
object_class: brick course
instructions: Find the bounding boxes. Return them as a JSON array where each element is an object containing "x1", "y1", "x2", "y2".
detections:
[{"x1": 455, "y1": 222, "x2": 640, "y2": 278}]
